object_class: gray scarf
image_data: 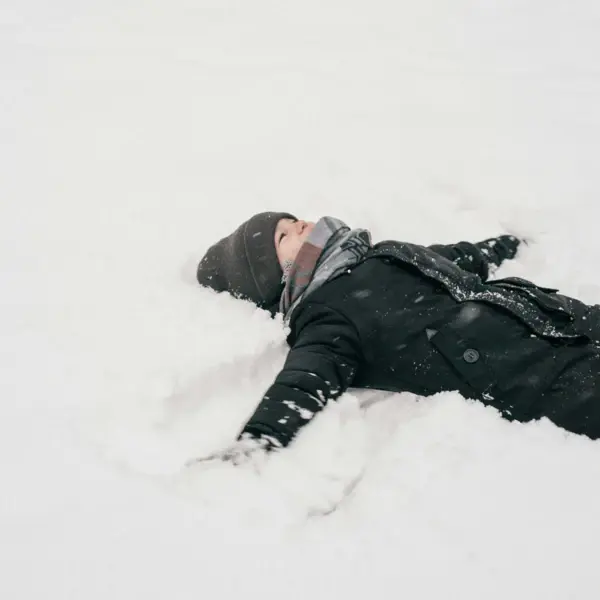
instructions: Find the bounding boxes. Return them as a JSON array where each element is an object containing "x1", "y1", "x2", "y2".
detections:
[{"x1": 279, "y1": 217, "x2": 371, "y2": 322}]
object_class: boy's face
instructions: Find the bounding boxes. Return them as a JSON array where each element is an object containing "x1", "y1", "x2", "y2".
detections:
[{"x1": 274, "y1": 217, "x2": 315, "y2": 268}]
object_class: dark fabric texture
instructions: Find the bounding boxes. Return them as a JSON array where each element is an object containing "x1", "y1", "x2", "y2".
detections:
[
  {"x1": 241, "y1": 235, "x2": 600, "y2": 447},
  {"x1": 196, "y1": 212, "x2": 296, "y2": 311}
]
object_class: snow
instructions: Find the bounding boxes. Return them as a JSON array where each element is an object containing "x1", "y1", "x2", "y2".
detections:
[{"x1": 2, "y1": 0, "x2": 600, "y2": 598}]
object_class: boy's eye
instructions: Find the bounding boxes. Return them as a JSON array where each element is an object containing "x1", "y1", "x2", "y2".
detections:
[{"x1": 279, "y1": 232, "x2": 287, "y2": 244}]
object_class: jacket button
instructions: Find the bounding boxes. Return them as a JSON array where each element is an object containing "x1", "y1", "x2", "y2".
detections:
[{"x1": 463, "y1": 348, "x2": 480, "y2": 363}]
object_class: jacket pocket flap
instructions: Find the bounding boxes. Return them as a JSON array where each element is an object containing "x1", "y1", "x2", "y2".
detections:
[
  {"x1": 429, "y1": 326, "x2": 496, "y2": 395},
  {"x1": 489, "y1": 276, "x2": 559, "y2": 294}
]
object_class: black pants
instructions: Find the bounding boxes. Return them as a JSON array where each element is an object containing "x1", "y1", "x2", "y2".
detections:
[
  {"x1": 561, "y1": 295, "x2": 600, "y2": 344},
  {"x1": 530, "y1": 299, "x2": 600, "y2": 439}
]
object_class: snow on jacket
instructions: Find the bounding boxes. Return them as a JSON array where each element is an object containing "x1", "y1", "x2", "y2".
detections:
[{"x1": 241, "y1": 237, "x2": 600, "y2": 447}]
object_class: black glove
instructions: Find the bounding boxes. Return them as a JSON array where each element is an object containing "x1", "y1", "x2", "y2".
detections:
[
  {"x1": 479, "y1": 234, "x2": 522, "y2": 269},
  {"x1": 185, "y1": 433, "x2": 278, "y2": 468}
]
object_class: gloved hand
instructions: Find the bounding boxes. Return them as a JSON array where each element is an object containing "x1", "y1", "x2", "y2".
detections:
[
  {"x1": 478, "y1": 234, "x2": 524, "y2": 270},
  {"x1": 495, "y1": 234, "x2": 522, "y2": 261},
  {"x1": 185, "y1": 433, "x2": 277, "y2": 468},
  {"x1": 494, "y1": 235, "x2": 521, "y2": 262}
]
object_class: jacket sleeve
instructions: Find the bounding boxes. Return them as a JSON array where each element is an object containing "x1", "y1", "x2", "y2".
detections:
[
  {"x1": 428, "y1": 235, "x2": 521, "y2": 281},
  {"x1": 239, "y1": 302, "x2": 363, "y2": 448}
]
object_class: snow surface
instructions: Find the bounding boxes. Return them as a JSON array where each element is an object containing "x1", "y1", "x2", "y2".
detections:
[{"x1": 2, "y1": 1, "x2": 600, "y2": 598}]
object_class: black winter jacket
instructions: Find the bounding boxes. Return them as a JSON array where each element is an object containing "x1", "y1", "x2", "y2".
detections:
[{"x1": 241, "y1": 237, "x2": 600, "y2": 447}]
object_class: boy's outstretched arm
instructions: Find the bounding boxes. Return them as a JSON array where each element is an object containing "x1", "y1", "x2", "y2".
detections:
[
  {"x1": 428, "y1": 235, "x2": 522, "y2": 281},
  {"x1": 239, "y1": 302, "x2": 362, "y2": 450}
]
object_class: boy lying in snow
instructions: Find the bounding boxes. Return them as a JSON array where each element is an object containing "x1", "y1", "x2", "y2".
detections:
[{"x1": 196, "y1": 212, "x2": 600, "y2": 462}]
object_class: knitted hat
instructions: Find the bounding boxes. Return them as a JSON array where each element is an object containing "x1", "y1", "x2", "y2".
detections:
[{"x1": 197, "y1": 211, "x2": 296, "y2": 312}]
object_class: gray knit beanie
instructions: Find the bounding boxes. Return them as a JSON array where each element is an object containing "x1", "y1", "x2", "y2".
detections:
[{"x1": 196, "y1": 212, "x2": 296, "y2": 312}]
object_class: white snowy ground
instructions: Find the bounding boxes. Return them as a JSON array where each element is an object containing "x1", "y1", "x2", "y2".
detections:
[{"x1": 2, "y1": 1, "x2": 600, "y2": 598}]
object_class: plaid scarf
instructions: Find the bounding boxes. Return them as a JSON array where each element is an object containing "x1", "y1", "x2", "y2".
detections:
[{"x1": 279, "y1": 216, "x2": 371, "y2": 322}]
